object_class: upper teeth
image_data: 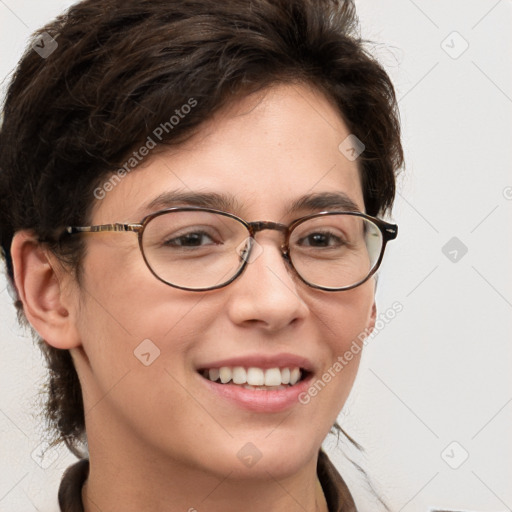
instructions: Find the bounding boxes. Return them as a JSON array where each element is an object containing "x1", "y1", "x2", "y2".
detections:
[{"x1": 206, "y1": 367, "x2": 302, "y2": 386}]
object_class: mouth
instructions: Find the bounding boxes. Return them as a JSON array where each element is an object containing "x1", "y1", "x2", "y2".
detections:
[
  {"x1": 195, "y1": 356, "x2": 314, "y2": 413},
  {"x1": 198, "y1": 365, "x2": 311, "y2": 391}
]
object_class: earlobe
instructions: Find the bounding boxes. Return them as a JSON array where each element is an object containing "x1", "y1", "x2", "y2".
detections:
[{"x1": 10, "y1": 230, "x2": 81, "y2": 349}]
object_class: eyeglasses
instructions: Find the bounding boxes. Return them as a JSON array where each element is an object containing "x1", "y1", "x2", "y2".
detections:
[{"x1": 63, "y1": 206, "x2": 397, "y2": 292}]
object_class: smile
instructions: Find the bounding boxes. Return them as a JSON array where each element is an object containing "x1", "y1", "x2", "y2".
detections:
[
  {"x1": 200, "y1": 366, "x2": 306, "y2": 390},
  {"x1": 196, "y1": 357, "x2": 314, "y2": 412}
]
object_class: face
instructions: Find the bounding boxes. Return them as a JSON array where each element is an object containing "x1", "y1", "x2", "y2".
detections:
[{"x1": 69, "y1": 82, "x2": 376, "y2": 479}]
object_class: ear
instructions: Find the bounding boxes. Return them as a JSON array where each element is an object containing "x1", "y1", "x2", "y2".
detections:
[
  {"x1": 10, "y1": 230, "x2": 81, "y2": 349},
  {"x1": 366, "y1": 301, "x2": 377, "y2": 336}
]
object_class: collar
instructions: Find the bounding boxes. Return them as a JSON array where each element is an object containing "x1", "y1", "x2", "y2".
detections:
[{"x1": 58, "y1": 450, "x2": 357, "y2": 512}]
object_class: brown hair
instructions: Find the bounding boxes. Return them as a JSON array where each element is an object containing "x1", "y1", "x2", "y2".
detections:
[{"x1": 0, "y1": 0, "x2": 403, "y2": 455}]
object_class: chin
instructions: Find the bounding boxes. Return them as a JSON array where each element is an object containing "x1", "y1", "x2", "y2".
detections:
[{"x1": 221, "y1": 430, "x2": 322, "y2": 479}]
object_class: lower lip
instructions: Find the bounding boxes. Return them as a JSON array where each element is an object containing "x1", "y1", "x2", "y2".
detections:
[{"x1": 198, "y1": 373, "x2": 314, "y2": 413}]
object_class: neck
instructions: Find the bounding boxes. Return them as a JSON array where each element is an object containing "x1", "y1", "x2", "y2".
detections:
[
  {"x1": 82, "y1": 453, "x2": 328, "y2": 512},
  {"x1": 82, "y1": 426, "x2": 329, "y2": 512}
]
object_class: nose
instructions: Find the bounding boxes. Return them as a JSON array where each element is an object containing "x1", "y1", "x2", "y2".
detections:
[{"x1": 225, "y1": 235, "x2": 309, "y2": 331}]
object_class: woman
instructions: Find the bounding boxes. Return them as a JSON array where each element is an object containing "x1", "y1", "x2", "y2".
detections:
[{"x1": 0, "y1": 0, "x2": 403, "y2": 510}]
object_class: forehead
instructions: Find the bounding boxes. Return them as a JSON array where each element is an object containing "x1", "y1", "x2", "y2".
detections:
[{"x1": 92, "y1": 82, "x2": 365, "y2": 222}]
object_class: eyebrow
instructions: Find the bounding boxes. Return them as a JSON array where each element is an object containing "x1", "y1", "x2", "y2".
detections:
[
  {"x1": 137, "y1": 191, "x2": 242, "y2": 217},
  {"x1": 137, "y1": 190, "x2": 361, "y2": 218},
  {"x1": 287, "y1": 191, "x2": 361, "y2": 214}
]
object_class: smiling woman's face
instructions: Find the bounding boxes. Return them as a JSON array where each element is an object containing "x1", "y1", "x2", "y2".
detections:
[{"x1": 70, "y1": 82, "x2": 376, "y2": 479}]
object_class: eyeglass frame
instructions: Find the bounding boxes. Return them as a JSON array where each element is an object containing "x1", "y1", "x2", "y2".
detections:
[{"x1": 63, "y1": 206, "x2": 398, "y2": 292}]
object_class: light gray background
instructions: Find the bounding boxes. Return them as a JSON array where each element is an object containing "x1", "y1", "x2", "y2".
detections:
[{"x1": 1, "y1": 1, "x2": 511, "y2": 511}]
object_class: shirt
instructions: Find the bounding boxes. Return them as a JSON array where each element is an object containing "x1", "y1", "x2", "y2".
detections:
[{"x1": 58, "y1": 449, "x2": 357, "y2": 512}]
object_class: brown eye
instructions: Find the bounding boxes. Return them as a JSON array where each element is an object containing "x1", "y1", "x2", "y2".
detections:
[
  {"x1": 164, "y1": 231, "x2": 216, "y2": 247},
  {"x1": 298, "y1": 231, "x2": 344, "y2": 248}
]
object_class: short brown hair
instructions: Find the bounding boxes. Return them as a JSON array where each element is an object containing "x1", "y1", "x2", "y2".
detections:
[{"x1": 0, "y1": 0, "x2": 403, "y2": 454}]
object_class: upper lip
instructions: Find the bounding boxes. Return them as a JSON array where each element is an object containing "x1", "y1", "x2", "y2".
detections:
[{"x1": 196, "y1": 353, "x2": 315, "y2": 373}]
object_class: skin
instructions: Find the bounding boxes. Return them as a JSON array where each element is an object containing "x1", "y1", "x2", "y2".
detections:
[{"x1": 12, "y1": 82, "x2": 376, "y2": 512}]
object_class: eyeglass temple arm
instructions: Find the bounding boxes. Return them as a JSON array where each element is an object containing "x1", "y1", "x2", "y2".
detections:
[{"x1": 65, "y1": 223, "x2": 143, "y2": 234}]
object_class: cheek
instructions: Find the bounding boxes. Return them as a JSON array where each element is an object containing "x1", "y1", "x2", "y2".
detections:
[
  {"x1": 311, "y1": 281, "x2": 375, "y2": 351},
  {"x1": 80, "y1": 241, "x2": 218, "y2": 340},
  {"x1": 301, "y1": 283, "x2": 375, "y2": 418},
  {"x1": 75, "y1": 247, "x2": 220, "y2": 400},
  {"x1": 74, "y1": 268, "x2": 222, "y2": 451}
]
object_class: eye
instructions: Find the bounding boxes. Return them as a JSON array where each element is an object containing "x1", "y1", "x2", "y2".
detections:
[
  {"x1": 298, "y1": 231, "x2": 345, "y2": 248},
  {"x1": 164, "y1": 230, "x2": 217, "y2": 247}
]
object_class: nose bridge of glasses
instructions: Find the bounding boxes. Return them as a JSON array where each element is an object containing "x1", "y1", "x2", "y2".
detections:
[
  {"x1": 247, "y1": 220, "x2": 288, "y2": 235},
  {"x1": 247, "y1": 220, "x2": 289, "y2": 251}
]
